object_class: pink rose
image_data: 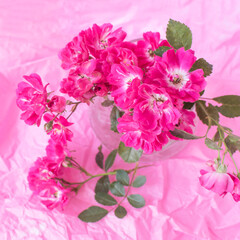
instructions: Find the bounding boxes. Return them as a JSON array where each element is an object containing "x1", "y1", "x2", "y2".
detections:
[
  {"x1": 85, "y1": 23, "x2": 127, "y2": 58},
  {"x1": 28, "y1": 157, "x2": 55, "y2": 193},
  {"x1": 44, "y1": 113, "x2": 73, "y2": 145},
  {"x1": 16, "y1": 73, "x2": 48, "y2": 126},
  {"x1": 107, "y1": 64, "x2": 143, "y2": 109},
  {"x1": 134, "y1": 31, "x2": 171, "y2": 68},
  {"x1": 148, "y1": 48, "x2": 206, "y2": 102},
  {"x1": 199, "y1": 169, "x2": 234, "y2": 196},
  {"x1": 48, "y1": 95, "x2": 66, "y2": 113},
  {"x1": 59, "y1": 31, "x2": 89, "y2": 70},
  {"x1": 228, "y1": 174, "x2": 240, "y2": 202},
  {"x1": 38, "y1": 182, "x2": 70, "y2": 210}
]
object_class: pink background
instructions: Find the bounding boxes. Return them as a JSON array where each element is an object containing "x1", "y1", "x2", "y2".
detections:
[{"x1": 1, "y1": 0, "x2": 240, "y2": 239}]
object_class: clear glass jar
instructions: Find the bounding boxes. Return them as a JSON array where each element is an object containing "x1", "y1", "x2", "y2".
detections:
[{"x1": 89, "y1": 96, "x2": 196, "y2": 162}]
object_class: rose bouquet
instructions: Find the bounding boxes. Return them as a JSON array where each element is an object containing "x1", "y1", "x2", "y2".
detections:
[{"x1": 16, "y1": 19, "x2": 240, "y2": 222}]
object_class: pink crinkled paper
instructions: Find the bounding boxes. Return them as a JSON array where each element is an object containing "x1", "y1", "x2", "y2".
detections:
[{"x1": 1, "y1": 0, "x2": 240, "y2": 239}]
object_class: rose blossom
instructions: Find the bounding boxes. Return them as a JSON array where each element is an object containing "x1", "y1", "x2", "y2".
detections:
[
  {"x1": 44, "y1": 113, "x2": 73, "y2": 145},
  {"x1": 48, "y1": 95, "x2": 66, "y2": 113},
  {"x1": 28, "y1": 157, "x2": 55, "y2": 193},
  {"x1": 117, "y1": 113, "x2": 168, "y2": 154},
  {"x1": 60, "y1": 59, "x2": 105, "y2": 103},
  {"x1": 148, "y1": 47, "x2": 206, "y2": 102},
  {"x1": 107, "y1": 64, "x2": 143, "y2": 109},
  {"x1": 228, "y1": 174, "x2": 240, "y2": 202},
  {"x1": 45, "y1": 138, "x2": 69, "y2": 173},
  {"x1": 199, "y1": 168, "x2": 234, "y2": 196},
  {"x1": 59, "y1": 31, "x2": 89, "y2": 70},
  {"x1": 168, "y1": 108, "x2": 196, "y2": 140},
  {"x1": 38, "y1": 182, "x2": 70, "y2": 210},
  {"x1": 133, "y1": 84, "x2": 181, "y2": 131},
  {"x1": 135, "y1": 31, "x2": 171, "y2": 68},
  {"x1": 100, "y1": 46, "x2": 138, "y2": 75},
  {"x1": 85, "y1": 23, "x2": 127, "y2": 58},
  {"x1": 16, "y1": 73, "x2": 48, "y2": 126}
]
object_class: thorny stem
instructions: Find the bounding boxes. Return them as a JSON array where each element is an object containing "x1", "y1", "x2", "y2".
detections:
[
  {"x1": 56, "y1": 162, "x2": 152, "y2": 193},
  {"x1": 68, "y1": 101, "x2": 81, "y2": 105},
  {"x1": 199, "y1": 97, "x2": 213, "y2": 101},
  {"x1": 229, "y1": 150, "x2": 239, "y2": 174},
  {"x1": 110, "y1": 162, "x2": 140, "y2": 213},
  {"x1": 53, "y1": 113, "x2": 60, "y2": 121},
  {"x1": 67, "y1": 102, "x2": 81, "y2": 119},
  {"x1": 197, "y1": 101, "x2": 239, "y2": 173},
  {"x1": 69, "y1": 158, "x2": 93, "y2": 177}
]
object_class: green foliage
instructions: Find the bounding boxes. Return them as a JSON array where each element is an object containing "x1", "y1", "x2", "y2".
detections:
[
  {"x1": 110, "y1": 106, "x2": 124, "y2": 133},
  {"x1": 154, "y1": 46, "x2": 171, "y2": 57},
  {"x1": 101, "y1": 99, "x2": 114, "y2": 107},
  {"x1": 105, "y1": 149, "x2": 117, "y2": 172},
  {"x1": 116, "y1": 170, "x2": 129, "y2": 186},
  {"x1": 166, "y1": 19, "x2": 192, "y2": 50},
  {"x1": 190, "y1": 58, "x2": 213, "y2": 77},
  {"x1": 205, "y1": 138, "x2": 222, "y2": 150},
  {"x1": 95, "y1": 192, "x2": 117, "y2": 206},
  {"x1": 95, "y1": 176, "x2": 110, "y2": 194},
  {"x1": 196, "y1": 101, "x2": 219, "y2": 126},
  {"x1": 169, "y1": 128, "x2": 203, "y2": 140},
  {"x1": 183, "y1": 102, "x2": 195, "y2": 110},
  {"x1": 110, "y1": 181, "x2": 125, "y2": 197},
  {"x1": 118, "y1": 142, "x2": 143, "y2": 163},
  {"x1": 132, "y1": 176, "x2": 146, "y2": 188},
  {"x1": 224, "y1": 135, "x2": 240, "y2": 154},
  {"x1": 213, "y1": 95, "x2": 240, "y2": 118},
  {"x1": 127, "y1": 194, "x2": 145, "y2": 208},
  {"x1": 114, "y1": 206, "x2": 127, "y2": 219},
  {"x1": 95, "y1": 145, "x2": 104, "y2": 169},
  {"x1": 78, "y1": 206, "x2": 108, "y2": 222},
  {"x1": 212, "y1": 128, "x2": 224, "y2": 142}
]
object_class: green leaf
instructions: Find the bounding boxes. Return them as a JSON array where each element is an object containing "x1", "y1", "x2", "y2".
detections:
[
  {"x1": 213, "y1": 95, "x2": 240, "y2": 118},
  {"x1": 44, "y1": 120, "x2": 53, "y2": 133},
  {"x1": 189, "y1": 58, "x2": 213, "y2": 77},
  {"x1": 228, "y1": 133, "x2": 240, "y2": 141},
  {"x1": 132, "y1": 176, "x2": 146, "y2": 188},
  {"x1": 110, "y1": 106, "x2": 124, "y2": 133},
  {"x1": 110, "y1": 181, "x2": 125, "y2": 197},
  {"x1": 78, "y1": 206, "x2": 108, "y2": 222},
  {"x1": 222, "y1": 126, "x2": 233, "y2": 133},
  {"x1": 216, "y1": 106, "x2": 240, "y2": 118},
  {"x1": 154, "y1": 46, "x2": 171, "y2": 57},
  {"x1": 95, "y1": 176, "x2": 110, "y2": 193},
  {"x1": 205, "y1": 138, "x2": 222, "y2": 150},
  {"x1": 114, "y1": 206, "x2": 127, "y2": 219},
  {"x1": 116, "y1": 170, "x2": 129, "y2": 186},
  {"x1": 196, "y1": 101, "x2": 219, "y2": 126},
  {"x1": 212, "y1": 128, "x2": 224, "y2": 142},
  {"x1": 101, "y1": 99, "x2": 114, "y2": 107},
  {"x1": 166, "y1": 19, "x2": 192, "y2": 50},
  {"x1": 118, "y1": 141, "x2": 143, "y2": 163},
  {"x1": 127, "y1": 194, "x2": 145, "y2": 208},
  {"x1": 224, "y1": 135, "x2": 240, "y2": 154},
  {"x1": 169, "y1": 128, "x2": 203, "y2": 140},
  {"x1": 95, "y1": 192, "x2": 117, "y2": 206},
  {"x1": 95, "y1": 146, "x2": 104, "y2": 169},
  {"x1": 105, "y1": 149, "x2": 117, "y2": 172},
  {"x1": 183, "y1": 101, "x2": 195, "y2": 110},
  {"x1": 213, "y1": 95, "x2": 240, "y2": 105}
]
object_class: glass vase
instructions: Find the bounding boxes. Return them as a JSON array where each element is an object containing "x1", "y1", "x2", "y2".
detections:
[{"x1": 89, "y1": 96, "x2": 195, "y2": 162}]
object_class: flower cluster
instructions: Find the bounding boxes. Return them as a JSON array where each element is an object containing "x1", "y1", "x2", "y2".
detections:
[
  {"x1": 59, "y1": 23, "x2": 206, "y2": 154},
  {"x1": 16, "y1": 20, "x2": 240, "y2": 220},
  {"x1": 17, "y1": 74, "x2": 74, "y2": 209}
]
